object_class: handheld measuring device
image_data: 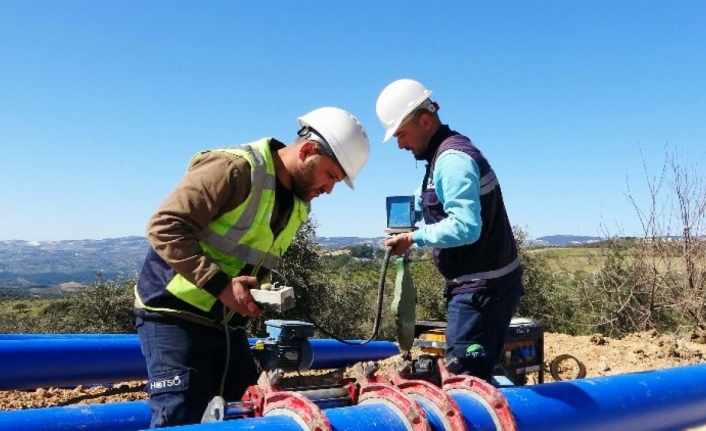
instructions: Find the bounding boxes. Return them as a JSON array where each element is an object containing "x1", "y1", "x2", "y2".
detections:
[{"x1": 250, "y1": 283, "x2": 296, "y2": 313}]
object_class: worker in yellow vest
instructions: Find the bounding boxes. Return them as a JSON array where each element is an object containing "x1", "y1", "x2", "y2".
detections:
[{"x1": 134, "y1": 107, "x2": 370, "y2": 428}]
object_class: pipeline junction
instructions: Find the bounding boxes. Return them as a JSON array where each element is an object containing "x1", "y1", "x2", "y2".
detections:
[{"x1": 1, "y1": 328, "x2": 706, "y2": 431}]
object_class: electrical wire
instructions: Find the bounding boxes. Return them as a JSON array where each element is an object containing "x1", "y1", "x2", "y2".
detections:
[
  {"x1": 220, "y1": 256, "x2": 268, "y2": 398},
  {"x1": 302, "y1": 246, "x2": 394, "y2": 346},
  {"x1": 219, "y1": 304, "x2": 231, "y2": 397}
]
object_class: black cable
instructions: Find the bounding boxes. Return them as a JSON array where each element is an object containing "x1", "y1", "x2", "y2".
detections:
[
  {"x1": 303, "y1": 246, "x2": 394, "y2": 346},
  {"x1": 219, "y1": 304, "x2": 231, "y2": 397}
]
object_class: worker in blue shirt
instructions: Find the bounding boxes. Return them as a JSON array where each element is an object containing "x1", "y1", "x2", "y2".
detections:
[{"x1": 376, "y1": 79, "x2": 525, "y2": 380}]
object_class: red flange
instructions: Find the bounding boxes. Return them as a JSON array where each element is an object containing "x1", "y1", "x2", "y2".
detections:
[
  {"x1": 396, "y1": 378, "x2": 468, "y2": 431},
  {"x1": 342, "y1": 378, "x2": 360, "y2": 406},
  {"x1": 241, "y1": 384, "x2": 266, "y2": 417},
  {"x1": 350, "y1": 361, "x2": 429, "y2": 430},
  {"x1": 440, "y1": 360, "x2": 517, "y2": 431},
  {"x1": 381, "y1": 363, "x2": 467, "y2": 431},
  {"x1": 263, "y1": 390, "x2": 332, "y2": 431},
  {"x1": 358, "y1": 382, "x2": 430, "y2": 431}
]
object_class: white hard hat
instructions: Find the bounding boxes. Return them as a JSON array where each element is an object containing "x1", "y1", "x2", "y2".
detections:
[
  {"x1": 297, "y1": 107, "x2": 370, "y2": 189},
  {"x1": 376, "y1": 79, "x2": 435, "y2": 143}
]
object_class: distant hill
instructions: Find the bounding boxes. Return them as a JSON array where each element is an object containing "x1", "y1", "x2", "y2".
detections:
[
  {"x1": 531, "y1": 235, "x2": 603, "y2": 247},
  {"x1": 317, "y1": 236, "x2": 383, "y2": 249},
  {"x1": 0, "y1": 234, "x2": 601, "y2": 289},
  {"x1": 0, "y1": 237, "x2": 148, "y2": 287},
  {"x1": 318, "y1": 235, "x2": 603, "y2": 249}
]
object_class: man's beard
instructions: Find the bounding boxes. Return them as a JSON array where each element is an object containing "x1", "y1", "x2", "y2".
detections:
[
  {"x1": 291, "y1": 160, "x2": 318, "y2": 202},
  {"x1": 413, "y1": 145, "x2": 429, "y2": 161}
]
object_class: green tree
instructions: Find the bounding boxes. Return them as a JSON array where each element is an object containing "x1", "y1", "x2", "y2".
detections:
[
  {"x1": 262, "y1": 219, "x2": 393, "y2": 340},
  {"x1": 348, "y1": 244, "x2": 375, "y2": 259},
  {"x1": 30, "y1": 274, "x2": 137, "y2": 334},
  {"x1": 514, "y1": 227, "x2": 581, "y2": 334},
  {"x1": 410, "y1": 255, "x2": 446, "y2": 321}
]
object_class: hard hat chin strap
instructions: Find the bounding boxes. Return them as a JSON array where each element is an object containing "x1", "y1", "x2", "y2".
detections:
[
  {"x1": 297, "y1": 127, "x2": 345, "y2": 172},
  {"x1": 420, "y1": 99, "x2": 439, "y2": 113},
  {"x1": 399, "y1": 99, "x2": 439, "y2": 129}
]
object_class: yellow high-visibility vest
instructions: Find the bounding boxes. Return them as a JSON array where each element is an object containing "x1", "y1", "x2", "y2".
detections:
[{"x1": 135, "y1": 138, "x2": 309, "y2": 322}]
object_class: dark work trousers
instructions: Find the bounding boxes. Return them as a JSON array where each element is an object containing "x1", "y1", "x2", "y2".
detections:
[
  {"x1": 135, "y1": 315, "x2": 258, "y2": 428},
  {"x1": 444, "y1": 279, "x2": 524, "y2": 380}
]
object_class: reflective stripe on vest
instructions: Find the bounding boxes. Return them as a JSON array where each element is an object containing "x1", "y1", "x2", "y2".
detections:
[
  {"x1": 479, "y1": 169, "x2": 498, "y2": 195},
  {"x1": 142, "y1": 138, "x2": 309, "y2": 314},
  {"x1": 445, "y1": 257, "x2": 521, "y2": 287},
  {"x1": 198, "y1": 143, "x2": 275, "y2": 250},
  {"x1": 195, "y1": 140, "x2": 310, "y2": 273}
]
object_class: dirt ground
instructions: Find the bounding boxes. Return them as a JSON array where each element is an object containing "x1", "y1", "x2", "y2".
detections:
[
  {"x1": 1, "y1": 329, "x2": 705, "y2": 411},
  {"x1": 535, "y1": 328, "x2": 706, "y2": 384}
]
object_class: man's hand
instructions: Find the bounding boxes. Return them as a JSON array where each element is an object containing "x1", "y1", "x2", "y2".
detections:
[
  {"x1": 218, "y1": 275, "x2": 264, "y2": 317},
  {"x1": 385, "y1": 232, "x2": 415, "y2": 256}
]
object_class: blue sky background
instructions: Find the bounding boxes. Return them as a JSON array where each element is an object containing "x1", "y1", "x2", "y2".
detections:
[{"x1": 1, "y1": 1, "x2": 704, "y2": 241}]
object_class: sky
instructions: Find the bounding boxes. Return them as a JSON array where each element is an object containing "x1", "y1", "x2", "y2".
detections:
[{"x1": 1, "y1": 1, "x2": 705, "y2": 242}]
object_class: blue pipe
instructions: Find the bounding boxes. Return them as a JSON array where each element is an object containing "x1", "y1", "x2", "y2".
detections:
[
  {"x1": 0, "y1": 400, "x2": 411, "y2": 431},
  {"x1": 504, "y1": 363, "x2": 706, "y2": 431},
  {"x1": 0, "y1": 338, "x2": 146, "y2": 390},
  {"x1": 0, "y1": 336, "x2": 398, "y2": 390},
  {"x1": 184, "y1": 416, "x2": 305, "y2": 431},
  {"x1": 0, "y1": 401, "x2": 152, "y2": 431},
  {"x1": 303, "y1": 339, "x2": 400, "y2": 369},
  {"x1": 3, "y1": 365, "x2": 706, "y2": 431},
  {"x1": 414, "y1": 397, "x2": 447, "y2": 431},
  {"x1": 0, "y1": 334, "x2": 135, "y2": 340},
  {"x1": 448, "y1": 363, "x2": 706, "y2": 431},
  {"x1": 136, "y1": 402, "x2": 412, "y2": 431},
  {"x1": 449, "y1": 389, "x2": 506, "y2": 430},
  {"x1": 301, "y1": 403, "x2": 412, "y2": 431}
]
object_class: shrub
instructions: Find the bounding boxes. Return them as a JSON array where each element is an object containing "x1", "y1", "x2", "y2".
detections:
[{"x1": 43, "y1": 274, "x2": 136, "y2": 334}]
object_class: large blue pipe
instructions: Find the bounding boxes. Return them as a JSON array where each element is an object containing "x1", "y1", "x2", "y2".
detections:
[
  {"x1": 0, "y1": 338, "x2": 146, "y2": 390},
  {"x1": 414, "y1": 398, "x2": 449, "y2": 431},
  {"x1": 139, "y1": 403, "x2": 412, "y2": 431},
  {"x1": 0, "y1": 336, "x2": 398, "y2": 390},
  {"x1": 449, "y1": 389, "x2": 511, "y2": 430},
  {"x1": 0, "y1": 401, "x2": 410, "y2": 431},
  {"x1": 303, "y1": 339, "x2": 399, "y2": 369},
  {"x1": 505, "y1": 363, "x2": 706, "y2": 431},
  {"x1": 0, "y1": 334, "x2": 136, "y2": 340},
  {"x1": 0, "y1": 401, "x2": 152, "y2": 431},
  {"x1": 2, "y1": 365, "x2": 706, "y2": 431},
  {"x1": 450, "y1": 363, "x2": 706, "y2": 431}
]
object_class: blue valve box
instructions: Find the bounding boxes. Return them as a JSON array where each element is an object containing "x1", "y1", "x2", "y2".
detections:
[{"x1": 265, "y1": 320, "x2": 315, "y2": 341}]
